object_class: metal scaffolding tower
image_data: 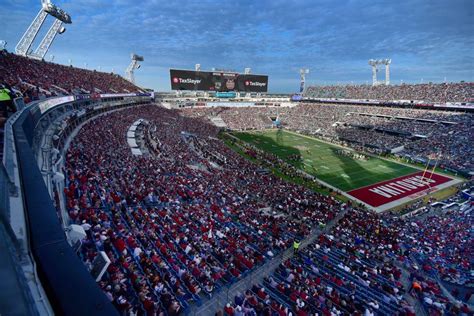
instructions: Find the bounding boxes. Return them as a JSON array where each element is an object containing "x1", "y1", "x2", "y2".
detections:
[
  {"x1": 368, "y1": 59, "x2": 391, "y2": 86},
  {"x1": 125, "y1": 54, "x2": 144, "y2": 84},
  {"x1": 15, "y1": 0, "x2": 71, "y2": 60}
]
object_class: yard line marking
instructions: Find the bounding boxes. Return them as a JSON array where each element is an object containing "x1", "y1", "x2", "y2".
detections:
[
  {"x1": 321, "y1": 165, "x2": 329, "y2": 170},
  {"x1": 341, "y1": 173, "x2": 350, "y2": 178}
]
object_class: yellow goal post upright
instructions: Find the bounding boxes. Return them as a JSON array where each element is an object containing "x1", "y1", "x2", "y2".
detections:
[{"x1": 420, "y1": 153, "x2": 440, "y2": 189}]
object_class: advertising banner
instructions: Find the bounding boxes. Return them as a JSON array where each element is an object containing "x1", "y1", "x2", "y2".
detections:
[{"x1": 170, "y1": 69, "x2": 268, "y2": 92}]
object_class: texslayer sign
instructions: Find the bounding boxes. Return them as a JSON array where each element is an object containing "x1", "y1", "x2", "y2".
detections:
[
  {"x1": 170, "y1": 69, "x2": 268, "y2": 92},
  {"x1": 347, "y1": 171, "x2": 453, "y2": 207}
]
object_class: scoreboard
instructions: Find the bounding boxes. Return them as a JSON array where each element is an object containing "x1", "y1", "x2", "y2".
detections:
[{"x1": 170, "y1": 69, "x2": 268, "y2": 92}]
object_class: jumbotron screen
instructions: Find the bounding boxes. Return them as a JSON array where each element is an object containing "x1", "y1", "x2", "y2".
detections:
[{"x1": 170, "y1": 69, "x2": 268, "y2": 92}]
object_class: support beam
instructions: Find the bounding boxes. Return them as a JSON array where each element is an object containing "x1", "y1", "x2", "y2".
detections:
[
  {"x1": 15, "y1": 9, "x2": 48, "y2": 56},
  {"x1": 125, "y1": 60, "x2": 138, "y2": 83},
  {"x1": 385, "y1": 63, "x2": 390, "y2": 85},
  {"x1": 33, "y1": 19, "x2": 63, "y2": 60},
  {"x1": 372, "y1": 64, "x2": 377, "y2": 86},
  {"x1": 299, "y1": 68, "x2": 309, "y2": 93}
]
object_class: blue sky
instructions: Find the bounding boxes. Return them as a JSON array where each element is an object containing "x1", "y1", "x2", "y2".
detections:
[{"x1": 1, "y1": 0, "x2": 473, "y2": 92}]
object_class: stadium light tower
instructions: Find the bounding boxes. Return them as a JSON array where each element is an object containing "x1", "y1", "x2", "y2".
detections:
[
  {"x1": 299, "y1": 68, "x2": 309, "y2": 93},
  {"x1": 195, "y1": 64, "x2": 201, "y2": 71},
  {"x1": 125, "y1": 53, "x2": 144, "y2": 84},
  {"x1": 15, "y1": 0, "x2": 72, "y2": 60},
  {"x1": 0, "y1": 40, "x2": 7, "y2": 50},
  {"x1": 369, "y1": 59, "x2": 391, "y2": 86}
]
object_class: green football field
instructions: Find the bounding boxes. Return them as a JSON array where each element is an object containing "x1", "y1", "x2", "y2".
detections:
[{"x1": 232, "y1": 129, "x2": 418, "y2": 192}]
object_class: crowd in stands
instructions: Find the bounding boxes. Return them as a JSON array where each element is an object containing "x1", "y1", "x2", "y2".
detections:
[
  {"x1": 304, "y1": 83, "x2": 474, "y2": 103},
  {"x1": 65, "y1": 105, "x2": 343, "y2": 315},
  {"x1": 397, "y1": 206, "x2": 473, "y2": 287},
  {"x1": 394, "y1": 199, "x2": 473, "y2": 315},
  {"x1": 2, "y1": 49, "x2": 473, "y2": 316},
  {"x1": 60, "y1": 103, "x2": 473, "y2": 316},
  {"x1": 223, "y1": 204, "x2": 473, "y2": 316},
  {"x1": 0, "y1": 50, "x2": 140, "y2": 102},
  {"x1": 181, "y1": 107, "x2": 280, "y2": 131},
  {"x1": 181, "y1": 103, "x2": 474, "y2": 173}
]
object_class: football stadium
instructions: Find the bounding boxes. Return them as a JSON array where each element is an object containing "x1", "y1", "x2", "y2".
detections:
[{"x1": 0, "y1": 1, "x2": 473, "y2": 316}]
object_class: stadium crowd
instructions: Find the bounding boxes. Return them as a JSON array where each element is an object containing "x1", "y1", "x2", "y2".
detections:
[
  {"x1": 65, "y1": 105, "x2": 343, "y2": 315},
  {"x1": 59, "y1": 103, "x2": 473, "y2": 316},
  {"x1": 251, "y1": 207, "x2": 414, "y2": 316},
  {"x1": 1, "y1": 29, "x2": 473, "y2": 316},
  {"x1": 396, "y1": 207, "x2": 473, "y2": 287},
  {"x1": 0, "y1": 50, "x2": 140, "y2": 101},
  {"x1": 304, "y1": 83, "x2": 474, "y2": 103},
  {"x1": 181, "y1": 107, "x2": 280, "y2": 131},
  {"x1": 223, "y1": 205, "x2": 473, "y2": 316}
]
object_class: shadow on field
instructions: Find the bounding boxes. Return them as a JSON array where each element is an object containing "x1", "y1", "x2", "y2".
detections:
[
  {"x1": 238, "y1": 131, "x2": 305, "y2": 170},
  {"x1": 327, "y1": 147, "x2": 381, "y2": 190},
  {"x1": 237, "y1": 130, "x2": 385, "y2": 191}
]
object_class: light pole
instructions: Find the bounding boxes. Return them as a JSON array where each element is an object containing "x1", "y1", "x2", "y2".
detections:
[{"x1": 125, "y1": 53, "x2": 144, "y2": 84}]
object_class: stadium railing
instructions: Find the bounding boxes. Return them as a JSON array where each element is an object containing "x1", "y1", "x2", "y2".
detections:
[{"x1": 2, "y1": 93, "x2": 152, "y2": 316}]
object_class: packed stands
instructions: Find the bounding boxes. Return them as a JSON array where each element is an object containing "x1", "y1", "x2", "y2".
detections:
[
  {"x1": 223, "y1": 202, "x2": 473, "y2": 316},
  {"x1": 59, "y1": 102, "x2": 473, "y2": 315},
  {"x1": 263, "y1": 208, "x2": 412, "y2": 316},
  {"x1": 3, "y1": 51, "x2": 472, "y2": 315},
  {"x1": 0, "y1": 50, "x2": 141, "y2": 102},
  {"x1": 304, "y1": 83, "x2": 474, "y2": 103},
  {"x1": 181, "y1": 107, "x2": 285, "y2": 131},
  {"x1": 398, "y1": 206, "x2": 473, "y2": 287},
  {"x1": 65, "y1": 105, "x2": 344, "y2": 315}
]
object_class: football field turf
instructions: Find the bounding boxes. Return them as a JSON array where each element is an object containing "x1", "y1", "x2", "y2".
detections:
[{"x1": 233, "y1": 129, "x2": 418, "y2": 192}]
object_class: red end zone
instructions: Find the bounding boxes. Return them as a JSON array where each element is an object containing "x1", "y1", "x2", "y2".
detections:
[{"x1": 347, "y1": 171, "x2": 453, "y2": 207}]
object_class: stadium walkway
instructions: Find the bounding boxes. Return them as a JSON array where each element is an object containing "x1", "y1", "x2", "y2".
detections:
[
  {"x1": 189, "y1": 207, "x2": 350, "y2": 316},
  {"x1": 0, "y1": 220, "x2": 37, "y2": 316}
]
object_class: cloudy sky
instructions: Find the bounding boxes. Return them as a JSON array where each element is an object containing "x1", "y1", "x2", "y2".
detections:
[{"x1": 1, "y1": 0, "x2": 473, "y2": 92}]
